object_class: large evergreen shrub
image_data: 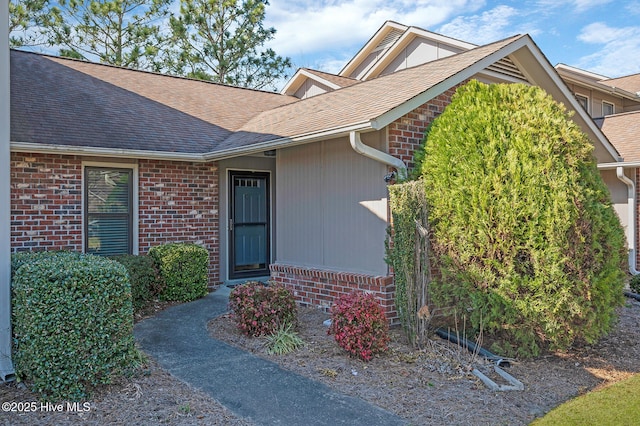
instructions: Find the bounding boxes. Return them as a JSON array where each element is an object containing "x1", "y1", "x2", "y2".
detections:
[
  {"x1": 12, "y1": 252, "x2": 137, "y2": 400},
  {"x1": 418, "y1": 80, "x2": 627, "y2": 357}
]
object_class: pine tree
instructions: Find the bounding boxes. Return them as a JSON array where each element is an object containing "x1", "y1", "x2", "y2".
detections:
[
  {"x1": 165, "y1": 0, "x2": 291, "y2": 90},
  {"x1": 34, "y1": 0, "x2": 171, "y2": 70}
]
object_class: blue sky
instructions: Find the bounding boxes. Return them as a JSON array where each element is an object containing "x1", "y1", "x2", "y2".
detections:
[{"x1": 264, "y1": 0, "x2": 640, "y2": 78}]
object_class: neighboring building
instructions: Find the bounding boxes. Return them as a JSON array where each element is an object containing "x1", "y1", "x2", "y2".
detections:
[
  {"x1": 7, "y1": 21, "x2": 627, "y2": 322},
  {"x1": 553, "y1": 65, "x2": 640, "y2": 276}
]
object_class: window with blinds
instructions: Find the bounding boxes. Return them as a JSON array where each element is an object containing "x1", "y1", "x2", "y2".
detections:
[{"x1": 85, "y1": 167, "x2": 133, "y2": 256}]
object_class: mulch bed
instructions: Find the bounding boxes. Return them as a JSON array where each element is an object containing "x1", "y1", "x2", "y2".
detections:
[
  {"x1": 209, "y1": 297, "x2": 640, "y2": 425},
  {"x1": 3, "y1": 295, "x2": 639, "y2": 425}
]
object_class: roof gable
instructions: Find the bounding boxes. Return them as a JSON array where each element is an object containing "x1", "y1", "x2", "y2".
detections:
[
  {"x1": 218, "y1": 34, "x2": 620, "y2": 163},
  {"x1": 220, "y1": 36, "x2": 526, "y2": 150},
  {"x1": 280, "y1": 68, "x2": 358, "y2": 97},
  {"x1": 352, "y1": 25, "x2": 476, "y2": 80},
  {"x1": 339, "y1": 21, "x2": 475, "y2": 80}
]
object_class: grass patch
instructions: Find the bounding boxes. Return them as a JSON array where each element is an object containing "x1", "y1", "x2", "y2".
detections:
[{"x1": 533, "y1": 373, "x2": 640, "y2": 425}]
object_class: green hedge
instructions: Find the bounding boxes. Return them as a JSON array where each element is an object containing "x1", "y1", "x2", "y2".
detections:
[
  {"x1": 417, "y1": 80, "x2": 627, "y2": 357},
  {"x1": 149, "y1": 243, "x2": 209, "y2": 302},
  {"x1": 12, "y1": 251, "x2": 137, "y2": 401},
  {"x1": 10, "y1": 250, "x2": 77, "y2": 280},
  {"x1": 110, "y1": 254, "x2": 164, "y2": 312}
]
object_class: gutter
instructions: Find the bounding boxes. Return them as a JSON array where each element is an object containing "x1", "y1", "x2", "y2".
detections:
[
  {"x1": 1, "y1": 0, "x2": 15, "y2": 382},
  {"x1": 616, "y1": 166, "x2": 639, "y2": 275},
  {"x1": 11, "y1": 123, "x2": 375, "y2": 163},
  {"x1": 350, "y1": 131, "x2": 407, "y2": 180}
]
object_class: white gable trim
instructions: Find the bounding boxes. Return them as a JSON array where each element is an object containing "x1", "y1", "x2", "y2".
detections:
[
  {"x1": 361, "y1": 27, "x2": 476, "y2": 81},
  {"x1": 339, "y1": 21, "x2": 408, "y2": 77},
  {"x1": 371, "y1": 37, "x2": 531, "y2": 129},
  {"x1": 281, "y1": 69, "x2": 342, "y2": 96}
]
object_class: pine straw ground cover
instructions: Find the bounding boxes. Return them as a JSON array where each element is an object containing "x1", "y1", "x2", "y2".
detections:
[
  {"x1": 209, "y1": 297, "x2": 640, "y2": 425},
  {"x1": 2, "y1": 296, "x2": 640, "y2": 425}
]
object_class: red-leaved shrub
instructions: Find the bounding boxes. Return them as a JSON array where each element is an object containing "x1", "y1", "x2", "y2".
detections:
[
  {"x1": 228, "y1": 281, "x2": 297, "y2": 337},
  {"x1": 328, "y1": 291, "x2": 390, "y2": 361}
]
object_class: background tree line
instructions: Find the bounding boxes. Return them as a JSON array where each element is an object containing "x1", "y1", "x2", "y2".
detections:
[{"x1": 8, "y1": 0, "x2": 291, "y2": 90}]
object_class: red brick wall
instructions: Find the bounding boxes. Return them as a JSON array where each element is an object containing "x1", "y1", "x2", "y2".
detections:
[
  {"x1": 138, "y1": 159, "x2": 220, "y2": 285},
  {"x1": 11, "y1": 153, "x2": 220, "y2": 286},
  {"x1": 11, "y1": 153, "x2": 83, "y2": 252},
  {"x1": 388, "y1": 85, "x2": 463, "y2": 171},
  {"x1": 270, "y1": 264, "x2": 398, "y2": 324}
]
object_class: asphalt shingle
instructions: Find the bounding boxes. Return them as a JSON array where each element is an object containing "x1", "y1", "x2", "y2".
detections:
[{"x1": 597, "y1": 111, "x2": 640, "y2": 162}]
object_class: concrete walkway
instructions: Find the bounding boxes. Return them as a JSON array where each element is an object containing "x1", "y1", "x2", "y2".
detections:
[{"x1": 134, "y1": 286, "x2": 406, "y2": 426}]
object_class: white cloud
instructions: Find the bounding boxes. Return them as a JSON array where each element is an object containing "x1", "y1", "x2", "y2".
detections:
[
  {"x1": 436, "y1": 5, "x2": 521, "y2": 45},
  {"x1": 626, "y1": 1, "x2": 640, "y2": 15},
  {"x1": 536, "y1": 0, "x2": 613, "y2": 12},
  {"x1": 572, "y1": 0, "x2": 614, "y2": 11},
  {"x1": 576, "y1": 22, "x2": 640, "y2": 77},
  {"x1": 265, "y1": 0, "x2": 484, "y2": 70}
]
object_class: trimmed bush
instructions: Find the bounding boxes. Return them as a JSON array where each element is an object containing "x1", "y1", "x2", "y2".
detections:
[
  {"x1": 228, "y1": 281, "x2": 297, "y2": 337},
  {"x1": 148, "y1": 243, "x2": 209, "y2": 302},
  {"x1": 12, "y1": 252, "x2": 137, "y2": 401},
  {"x1": 110, "y1": 254, "x2": 164, "y2": 312},
  {"x1": 417, "y1": 80, "x2": 627, "y2": 357},
  {"x1": 11, "y1": 250, "x2": 78, "y2": 281},
  {"x1": 328, "y1": 291, "x2": 390, "y2": 361}
]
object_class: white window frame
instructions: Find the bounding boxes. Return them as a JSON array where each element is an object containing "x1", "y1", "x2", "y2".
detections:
[
  {"x1": 575, "y1": 93, "x2": 589, "y2": 113},
  {"x1": 602, "y1": 101, "x2": 614, "y2": 116},
  {"x1": 82, "y1": 161, "x2": 139, "y2": 255}
]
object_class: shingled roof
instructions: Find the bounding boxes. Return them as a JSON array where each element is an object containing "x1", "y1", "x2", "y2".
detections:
[
  {"x1": 600, "y1": 73, "x2": 640, "y2": 95},
  {"x1": 12, "y1": 33, "x2": 605, "y2": 161},
  {"x1": 221, "y1": 35, "x2": 525, "y2": 150},
  {"x1": 10, "y1": 50, "x2": 297, "y2": 154},
  {"x1": 596, "y1": 111, "x2": 640, "y2": 162},
  {"x1": 300, "y1": 68, "x2": 359, "y2": 88}
]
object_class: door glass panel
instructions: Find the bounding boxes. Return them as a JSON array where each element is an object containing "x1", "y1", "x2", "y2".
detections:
[
  {"x1": 234, "y1": 178, "x2": 266, "y2": 224},
  {"x1": 234, "y1": 224, "x2": 267, "y2": 270}
]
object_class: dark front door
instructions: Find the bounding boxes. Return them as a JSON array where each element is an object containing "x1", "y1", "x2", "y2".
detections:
[{"x1": 229, "y1": 171, "x2": 270, "y2": 279}]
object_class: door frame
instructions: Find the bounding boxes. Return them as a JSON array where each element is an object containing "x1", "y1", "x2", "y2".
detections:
[{"x1": 228, "y1": 170, "x2": 272, "y2": 280}]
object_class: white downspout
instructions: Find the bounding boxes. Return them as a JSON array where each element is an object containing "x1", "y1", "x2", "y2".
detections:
[
  {"x1": 1, "y1": 0, "x2": 15, "y2": 381},
  {"x1": 616, "y1": 166, "x2": 639, "y2": 275},
  {"x1": 350, "y1": 131, "x2": 408, "y2": 180}
]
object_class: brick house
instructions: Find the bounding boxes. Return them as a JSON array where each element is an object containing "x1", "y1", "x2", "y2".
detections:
[{"x1": 6, "y1": 22, "x2": 623, "y2": 322}]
